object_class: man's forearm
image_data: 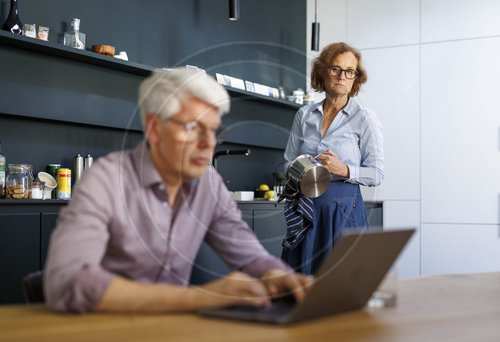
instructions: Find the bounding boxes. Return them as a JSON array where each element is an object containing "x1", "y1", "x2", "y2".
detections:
[
  {"x1": 94, "y1": 277, "x2": 200, "y2": 313},
  {"x1": 94, "y1": 271, "x2": 275, "y2": 313}
]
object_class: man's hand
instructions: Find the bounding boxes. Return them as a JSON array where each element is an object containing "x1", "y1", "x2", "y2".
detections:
[
  {"x1": 260, "y1": 268, "x2": 314, "y2": 302},
  {"x1": 316, "y1": 149, "x2": 349, "y2": 178},
  {"x1": 194, "y1": 271, "x2": 271, "y2": 308}
]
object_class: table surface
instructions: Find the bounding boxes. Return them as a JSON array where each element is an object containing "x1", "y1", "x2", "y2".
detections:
[{"x1": 1, "y1": 272, "x2": 499, "y2": 342}]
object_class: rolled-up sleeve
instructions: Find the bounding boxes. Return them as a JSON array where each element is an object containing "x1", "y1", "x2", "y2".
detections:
[
  {"x1": 44, "y1": 159, "x2": 116, "y2": 313},
  {"x1": 205, "y1": 174, "x2": 293, "y2": 277},
  {"x1": 347, "y1": 109, "x2": 384, "y2": 186},
  {"x1": 284, "y1": 108, "x2": 305, "y2": 173}
]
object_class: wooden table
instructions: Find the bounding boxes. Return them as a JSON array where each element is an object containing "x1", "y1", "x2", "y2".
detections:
[{"x1": 1, "y1": 273, "x2": 499, "y2": 342}]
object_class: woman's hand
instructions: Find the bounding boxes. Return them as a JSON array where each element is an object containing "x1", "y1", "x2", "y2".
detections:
[{"x1": 317, "y1": 149, "x2": 350, "y2": 178}]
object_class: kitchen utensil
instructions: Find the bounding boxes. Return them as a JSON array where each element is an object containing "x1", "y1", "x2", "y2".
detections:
[
  {"x1": 37, "y1": 171, "x2": 56, "y2": 200},
  {"x1": 286, "y1": 154, "x2": 329, "y2": 198}
]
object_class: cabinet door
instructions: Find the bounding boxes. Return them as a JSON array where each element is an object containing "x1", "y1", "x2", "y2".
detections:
[
  {"x1": 421, "y1": 224, "x2": 500, "y2": 275},
  {"x1": 253, "y1": 209, "x2": 287, "y2": 258},
  {"x1": 366, "y1": 204, "x2": 383, "y2": 230},
  {"x1": 189, "y1": 211, "x2": 253, "y2": 285},
  {"x1": 41, "y1": 213, "x2": 59, "y2": 269},
  {"x1": 241, "y1": 210, "x2": 253, "y2": 230},
  {"x1": 0, "y1": 213, "x2": 40, "y2": 304}
]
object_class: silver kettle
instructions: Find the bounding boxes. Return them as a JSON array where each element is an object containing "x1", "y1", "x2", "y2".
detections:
[{"x1": 286, "y1": 154, "x2": 330, "y2": 198}]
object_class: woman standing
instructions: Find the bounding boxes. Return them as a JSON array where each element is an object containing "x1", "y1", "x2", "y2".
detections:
[{"x1": 282, "y1": 42, "x2": 384, "y2": 275}]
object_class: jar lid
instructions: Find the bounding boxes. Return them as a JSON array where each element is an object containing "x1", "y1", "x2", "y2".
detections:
[{"x1": 8, "y1": 164, "x2": 29, "y2": 172}]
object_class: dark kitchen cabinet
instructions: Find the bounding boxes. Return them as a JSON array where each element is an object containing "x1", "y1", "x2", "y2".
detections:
[
  {"x1": 253, "y1": 210, "x2": 287, "y2": 258},
  {"x1": 0, "y1": 200, "x2": 66, "y2": 304},
  {"x1": 0, "y1": 213, "x2": 40, "y2": 304},
  {"x1": 41, "y1": 213, "x2": 59, "y2": 268},
  {"x1": 190, "y1": 210, "x2": 253, "y2": 285}
]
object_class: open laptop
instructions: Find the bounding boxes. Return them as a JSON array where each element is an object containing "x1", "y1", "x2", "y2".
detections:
[{"x1": 199, "y1": 229, "x2": 415, "y2": 325}]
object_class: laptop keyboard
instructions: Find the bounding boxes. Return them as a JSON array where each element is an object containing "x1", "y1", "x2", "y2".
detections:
[{"x1": 227, "y1": 295, "x2": 296, "y2": 315}]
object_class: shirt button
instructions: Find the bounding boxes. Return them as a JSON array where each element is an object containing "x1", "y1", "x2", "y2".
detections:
[
  {"x1": 162, "y1": 202, "x2": 168, "y2": 207},
  {"x1": 158, "y1": 184, "x2": 165, "y2": 191},
  {"x1": 164, "y1": 264, "x2": 171, "y2": 271},
  {"x1": 353, "y1": 203, "x2": 356, "y2": 208}
]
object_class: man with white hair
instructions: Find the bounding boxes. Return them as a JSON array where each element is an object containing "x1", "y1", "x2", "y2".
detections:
[{"x1": 44, "y1": 68, "x2": 311, "y2": 313}]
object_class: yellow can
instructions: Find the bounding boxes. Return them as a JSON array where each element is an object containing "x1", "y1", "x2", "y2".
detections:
[{"x1": 56, "y1": 168, "x2": 71, "y2": 200}]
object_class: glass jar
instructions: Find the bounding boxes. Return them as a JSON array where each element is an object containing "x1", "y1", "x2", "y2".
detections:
[
  {"x1": 27, "y1": 164, "x2": 34, "y2": 198},
  {"x1": 6, "y1": 164, "x2": 29, "y2": 199},
  {"x1": 31, "y1": 181, "x2": 44, "y2": 199}
]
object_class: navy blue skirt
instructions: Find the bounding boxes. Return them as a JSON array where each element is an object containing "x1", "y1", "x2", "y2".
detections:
[{"x1": 281, "y1": 181, "x2": 369, "y2": 275}]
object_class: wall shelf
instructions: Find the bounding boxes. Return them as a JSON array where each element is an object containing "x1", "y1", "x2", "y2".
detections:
[
  {"x1": 0, "y1": 30, "x2": 302, "y2": 111},
  {"x1": 0, "y1": 199, "x2": 68, "y2": 213},
  {"x1": 0, "y1": 30, "x2": 155, "y2": 76}
]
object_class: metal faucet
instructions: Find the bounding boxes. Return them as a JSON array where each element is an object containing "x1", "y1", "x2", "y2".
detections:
[{"x1": 212, "y1": 149, "x2": 251, "y2": 171}]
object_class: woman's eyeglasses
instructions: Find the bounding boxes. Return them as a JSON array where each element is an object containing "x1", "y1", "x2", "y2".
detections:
[{"x1": 322, "y1": 64, "x2": 358, "y2": 79}]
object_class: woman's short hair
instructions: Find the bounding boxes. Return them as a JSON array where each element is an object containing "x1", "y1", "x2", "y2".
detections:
[
  {"x1": 310, "y1": 42, "x2": 367, "y2": 97},
  {"x1": 138, "y1": 68, "x2": 230, "y2": 128}
]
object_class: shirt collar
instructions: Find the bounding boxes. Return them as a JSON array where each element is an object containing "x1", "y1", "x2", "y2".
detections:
[
  {"x1": 312, "y1": 97, "x2": 359, "y2": 117},
  {"x1": 342, "y1": 97, "x2": 359, "y2": 116},
  {"x1": 131, "y1": 140, "x2": 199, "y2": 191},
  {"x1": 131, "y1": 140, "x2": 163, "y2": 189},
  {"x1": 310, "y1": 99, "x2": 324, "y2": 113}
]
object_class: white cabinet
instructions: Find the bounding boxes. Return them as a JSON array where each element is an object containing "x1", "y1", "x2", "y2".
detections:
[
  {"x1": 383, "y1": 201, "x2": 421, "y2": 278},
  {"x1": 421, "y1": 37, "x2": 500, "y2": 224},
  {"x1": 360, "y1": 45, "x2": 420, "y2": 201},
  {"x1": 421, "y1": 224, "x2": 500, "y2": 275},
  {"x1": 346, "y1": 0, "x2": 419, "y2": 49},
  {"x1": 421, "y1": 0, "x2": 500, "y2": 43}
]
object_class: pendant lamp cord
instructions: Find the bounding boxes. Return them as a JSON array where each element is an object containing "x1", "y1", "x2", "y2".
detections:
[{"x1": 315, "y1": 0, "x2": 317, "y2": 22}]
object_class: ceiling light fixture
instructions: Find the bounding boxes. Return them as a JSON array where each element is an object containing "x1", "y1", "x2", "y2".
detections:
[
  {"x1": 311, "y1": 0, "x2": 320, "y2": 51},
  {"x1": 229, "y1": 0, "x2": 240, "y2": 21}
]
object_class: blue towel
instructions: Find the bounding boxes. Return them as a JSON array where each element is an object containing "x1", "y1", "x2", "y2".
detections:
[{"x1": 278, "y1": 186, "x2": 314, "y2": 250}]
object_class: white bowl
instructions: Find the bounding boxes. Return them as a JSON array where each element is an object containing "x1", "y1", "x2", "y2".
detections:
[{"x1": 230, "y1": 191, "x2": 254, "y2": 201}]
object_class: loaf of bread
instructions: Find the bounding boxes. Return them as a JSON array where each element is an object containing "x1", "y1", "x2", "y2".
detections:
[{"x1": 92, "y1": 45, "x2": 115, "y2": 56}]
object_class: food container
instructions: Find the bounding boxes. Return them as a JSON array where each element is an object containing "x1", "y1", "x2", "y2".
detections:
[
  {"x1": 22, "y1": 24, "x2": 36, "y2": 38},
  {"x1": 37, "y1": 26, "x2": 49, "y2": 41},
  {"x1": 6, "y1": 164, "x2": 29, "y2": 199},
  {"x1": 31, "y1": 181, "x2": 44, "y2": 199},
  {"x1": 286, "y1": 154, "x2": 329, "y2": 198},
  {"x1": 56, "y1": 168, "x2": 71, "y2": 200},
  {"x1": 92, "y1": 44, "x2": 115, "y2": 56}
]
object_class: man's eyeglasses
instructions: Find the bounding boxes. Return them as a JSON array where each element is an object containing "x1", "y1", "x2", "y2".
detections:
[
  {"x1": 322, "y1": 63, "x2": 359, "y2": 80},
  {"x1": 165, "y1": 117, "x2": 229, "y2": 143}
]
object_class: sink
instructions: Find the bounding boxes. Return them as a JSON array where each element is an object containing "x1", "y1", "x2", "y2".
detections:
[{"x1": 230, "y1": 191, "x2": 254, "y2": 201}]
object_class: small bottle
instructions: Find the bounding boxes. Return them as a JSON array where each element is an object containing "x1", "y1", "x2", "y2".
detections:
[
  {"x1": 1, "y1": 0, "x2": 23, "y2": 35},
  {"x1": 84, "y1": 154, "x2": 93, "y2": 169},
  {"x1": 0, "y1": 140, "x2": 5, "y2": 198},
  {"x1": 74, "y1": 154, "x2": 83, "y2": 184},
  {"x1": 64, "y1": 18, "x2": 86, "y2": 50}
]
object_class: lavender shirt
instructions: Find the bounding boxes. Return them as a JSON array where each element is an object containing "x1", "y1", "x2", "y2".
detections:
[{"x1": 44, "y1": 141, "x2": 290, "y2": 312}]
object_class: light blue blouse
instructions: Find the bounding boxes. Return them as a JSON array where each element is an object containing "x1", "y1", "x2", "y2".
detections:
[{"x1": 284, "y1": 97, "x2": 384, "y2": 187}]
